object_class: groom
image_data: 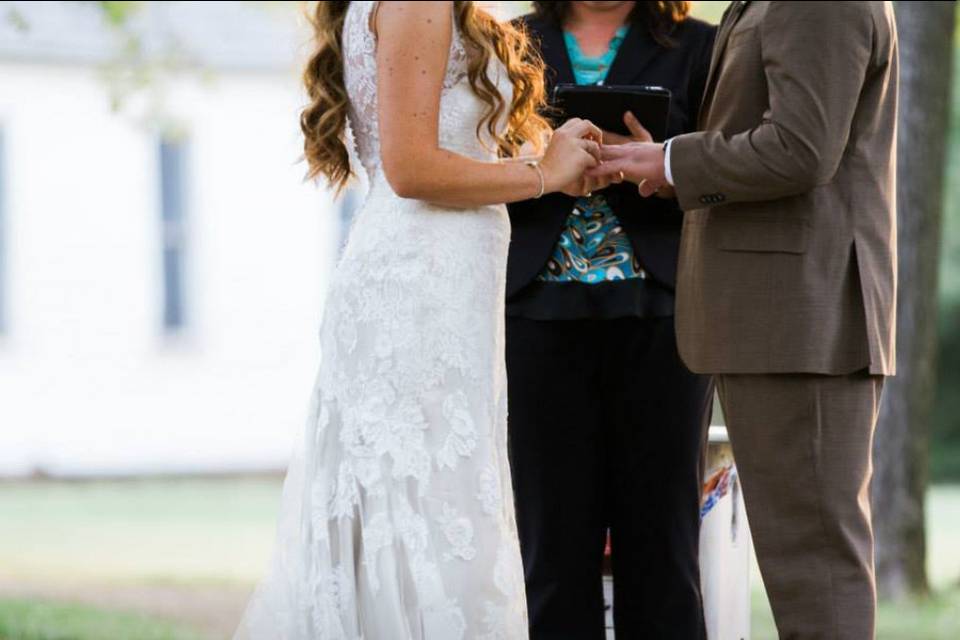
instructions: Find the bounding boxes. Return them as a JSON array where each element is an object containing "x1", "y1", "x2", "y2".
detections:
[{"x1": 589, "y1": 1, "x2": 898, "y2": 638}]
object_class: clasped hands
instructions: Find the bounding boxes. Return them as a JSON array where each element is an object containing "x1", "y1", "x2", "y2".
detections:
[{"x1": 545, "y1": 111, "x2": 673, "y2": 199}]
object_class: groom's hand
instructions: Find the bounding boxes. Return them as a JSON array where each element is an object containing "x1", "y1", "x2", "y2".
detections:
[{"x1": 586, "y1": 142, "x2": 667, "y2": 197}]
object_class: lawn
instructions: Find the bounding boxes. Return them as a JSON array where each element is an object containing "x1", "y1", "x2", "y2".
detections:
[
  {"x1": 0, "y1": 476, "x2": 276, "y2": 639},
  {"x1": 0, "y1": 599, "x2": 204, "y2": 640},
  {"x1": 749, "y1": 486, "x2": 960, "y2": 639},
  {"x1": 0, "y1": 476, "x2": 279, "y2": 585},
  {"x1": 0, "y1": 477, "x2": 958, "y2": 640}
]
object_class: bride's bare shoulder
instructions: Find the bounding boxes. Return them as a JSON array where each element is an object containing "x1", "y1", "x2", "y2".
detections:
[{"x1": 372, "y1": 1, "x2": 454, "y2": 40}]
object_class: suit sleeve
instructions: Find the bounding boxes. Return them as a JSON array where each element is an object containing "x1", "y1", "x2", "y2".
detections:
[{"x1": 669, "y1": 1, "x2": 874, "y2": 211}]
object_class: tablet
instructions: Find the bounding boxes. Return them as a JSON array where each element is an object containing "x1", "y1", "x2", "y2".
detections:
[{"x1": 553, "y1": 84, "x2": 672, "y2": 142}]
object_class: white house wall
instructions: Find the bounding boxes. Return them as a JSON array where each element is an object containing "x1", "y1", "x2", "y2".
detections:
[{"x1": 0, "y1": 62, "x2": 340, "y2": 476}]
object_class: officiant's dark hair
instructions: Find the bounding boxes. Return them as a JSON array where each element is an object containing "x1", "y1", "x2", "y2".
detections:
[{"x1": 531, "y1": 1, "x2": 691, "y2": 48}]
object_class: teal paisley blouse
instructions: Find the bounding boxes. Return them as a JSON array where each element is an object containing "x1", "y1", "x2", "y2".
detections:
[{"x1": 536, "y1": 26, "x2": 646, "y2": 284}]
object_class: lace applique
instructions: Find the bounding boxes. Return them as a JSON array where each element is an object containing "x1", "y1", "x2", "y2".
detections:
[
  {"x1": 422, "y1": 599, "x2": 468, "y2": 640},
  {"x1": 477, "y1": 600, "x2": 525, "y2": 640},
  {"x1": 479, "y1": 543, "x2": 528, "y2": 638},
  {"x1": 312, "y1": 565, "x2": 355, "y2": 638},
  {"x1": 361, "y1": 513, "x2": 394, "y2": 593},
  {"x1": 477, "y1": 464, "x2": 502, "y2": 516},
  {"x1": 331, "y1": 459, "x2": 360, "y2": 519},
  {"x1": 394, "y1": 492, "x2": 431, "y2": 554},
  {"x1": 438, "y1": 502, "x2": 477, "y2": 561},
  {"x1": 437, "y1": 391, "x2": 478, "y2": 470}
]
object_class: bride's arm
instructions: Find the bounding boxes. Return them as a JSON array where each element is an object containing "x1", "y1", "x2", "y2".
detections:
[{"x1": 375, "y1": 1, "x2": 598, "y2": 208}]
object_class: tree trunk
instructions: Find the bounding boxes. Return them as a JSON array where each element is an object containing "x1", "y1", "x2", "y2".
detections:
[{"x1": 872, "y1": 1, "x2": 956, "y2": 601}]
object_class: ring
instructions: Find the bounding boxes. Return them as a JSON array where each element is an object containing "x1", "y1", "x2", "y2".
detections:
[
  {"x1": 585, "y1": 191, "x2": 593, "y2": 197},
  {"x1": 638, "y1": 178, "x2": 649, "y2": 193},
  {"x1": 618, "y1": 171, "x2": 625, "y2": 182}
]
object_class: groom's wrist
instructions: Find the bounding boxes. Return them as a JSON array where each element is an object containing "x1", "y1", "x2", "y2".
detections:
[{"x1": 663, "y1": 139, "x2": 675, "y2": 186}]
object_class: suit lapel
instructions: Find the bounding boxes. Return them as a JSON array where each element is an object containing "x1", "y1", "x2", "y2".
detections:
[
  {"x1": 604, "y1": 24, "x2": 659, "y2": 86},
  {"x1": 700, "y1": 0, "x2": 751, "y2": 121}
]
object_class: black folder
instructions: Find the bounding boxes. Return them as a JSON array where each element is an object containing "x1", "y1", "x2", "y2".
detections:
[{"x1": 553, "y1": 84, "x2": 672, "y2": 142}]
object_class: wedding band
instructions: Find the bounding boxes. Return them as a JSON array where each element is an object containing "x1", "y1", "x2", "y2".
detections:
[
  {"x1": 618, "y1": 171, "x2": 625, "y2": 182},
  {"x1": 585, "y1": 191, "x2": 592, "y2": 197},
  {"x1": 638, "y1": 178, "x2": 649, "y2": 193}
]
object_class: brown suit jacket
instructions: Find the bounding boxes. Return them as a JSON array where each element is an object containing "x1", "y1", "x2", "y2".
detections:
[{"x1": 670, "y1": 1, "x2": 898, "y2": 376}]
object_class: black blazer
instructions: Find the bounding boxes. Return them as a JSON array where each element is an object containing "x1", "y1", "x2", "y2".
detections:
[{"x1": 506, "y1": 13, "x2": 716, "y2": 298}]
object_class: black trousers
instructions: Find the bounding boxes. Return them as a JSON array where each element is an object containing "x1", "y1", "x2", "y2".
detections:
[{"x1": 506, "y1": 315, "x2": 713, "y2": 640}]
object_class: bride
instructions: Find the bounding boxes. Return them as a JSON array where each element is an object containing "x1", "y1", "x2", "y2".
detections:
[{"x1": 234, "y1": 2, "x2": 608, "y2": 638}]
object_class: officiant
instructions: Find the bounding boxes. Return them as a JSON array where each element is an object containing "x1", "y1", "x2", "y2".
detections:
[{"x1": 505, "y1": 2, "x2": 716, "y2": 638}]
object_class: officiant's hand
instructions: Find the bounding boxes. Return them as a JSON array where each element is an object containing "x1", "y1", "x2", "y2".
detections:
[
  {"x1": 596, "y1": 113, "x2": 674, "y2": 198},
  {"x1": 601, "y1": 111, "x2": 653, "y2": 146}
]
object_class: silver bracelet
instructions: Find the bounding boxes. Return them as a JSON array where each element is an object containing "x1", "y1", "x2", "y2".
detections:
[{"x1": 525, "y1": 160, "x2": 545, "y2": 199}]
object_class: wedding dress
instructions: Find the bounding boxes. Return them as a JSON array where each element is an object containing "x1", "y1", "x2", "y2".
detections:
[{"x1": 234, "y1": 2, "x2": 528, "y2": 638}]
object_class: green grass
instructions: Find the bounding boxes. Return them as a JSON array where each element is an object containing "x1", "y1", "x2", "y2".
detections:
[
  {"x1": 1, "y1": 477, "x2": 958, "y2": 639},
  {"x1": 749, "y1": 588, "x2": 960, "y2": 640},
  {"x1": 0, "y1": 599, "x2": 204, "y2": 640},
  {"x1": 876, "y1": 590, "x2": 960, "y2": 640},
  {"x1": 0, "y1": 477, "x2": 281, "y2": 639},
  {"x1": 748, "y1": 486, "x2": 960, "y2": 639},
  {"x1": 0, "y1": 476, "x2": 282, "y2": 586}
]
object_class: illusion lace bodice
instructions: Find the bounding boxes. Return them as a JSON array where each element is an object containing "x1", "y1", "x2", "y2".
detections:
[{"x1": 343, "y1": 0, "x2": 506, "y2": 178}]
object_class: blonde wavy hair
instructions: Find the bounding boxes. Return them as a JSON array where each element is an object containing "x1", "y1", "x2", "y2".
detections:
[{"x1": 300, "y1": 1, "x2": 551, "y2": 192}]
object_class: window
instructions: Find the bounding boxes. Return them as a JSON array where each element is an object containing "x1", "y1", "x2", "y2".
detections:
[{"x1": 159, "y1": 137, "x2": 188, "y2": 332}]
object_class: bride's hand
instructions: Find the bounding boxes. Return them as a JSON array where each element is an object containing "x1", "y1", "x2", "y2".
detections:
[
  {"x1": 539, "y1": 118, "x2": 604, "y2": 196},
  {"x1": 559, "y1": 171, "x2": 621, "y2": 199}
]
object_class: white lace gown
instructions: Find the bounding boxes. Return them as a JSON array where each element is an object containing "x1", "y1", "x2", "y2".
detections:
[{"x1": 234, "y1": 2, "x2": 529, "y2": 639}]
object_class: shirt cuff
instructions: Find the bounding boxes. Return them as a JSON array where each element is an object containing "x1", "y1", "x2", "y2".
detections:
[{"x1": 664, "y1": 138, "x2": 675, "y2": 186}]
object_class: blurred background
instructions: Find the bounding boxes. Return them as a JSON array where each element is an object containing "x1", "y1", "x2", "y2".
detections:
[{"x1": 0, "y1": 1, "x2": 957, "y2": 639}]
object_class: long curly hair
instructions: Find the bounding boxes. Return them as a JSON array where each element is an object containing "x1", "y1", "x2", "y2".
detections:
[
  {"x1": 300, "y1": 1, "x2": 551, "y2": 192},
  {"x1": 532, "y1": 1, "x2": 691, "y2": 48}
]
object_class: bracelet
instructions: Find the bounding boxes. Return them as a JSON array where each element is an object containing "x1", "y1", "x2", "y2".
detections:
[{"x1": 525, "y1": 160, "x2": 545, "y2": 199}]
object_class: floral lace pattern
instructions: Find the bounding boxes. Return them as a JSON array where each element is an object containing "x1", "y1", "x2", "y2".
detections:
[{"x1": 234, "y1": 2, "x2": 528, "y2": 639}]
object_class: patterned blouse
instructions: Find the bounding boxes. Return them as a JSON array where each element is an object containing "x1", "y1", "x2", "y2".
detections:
[{"x1": 537, "y1": 26, "x2": 646, "y2": 284}]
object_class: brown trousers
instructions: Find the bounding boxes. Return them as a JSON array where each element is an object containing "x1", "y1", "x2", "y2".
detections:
[{"x1": 717, "y1": 372, "x2": 884, "y2": 640}]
